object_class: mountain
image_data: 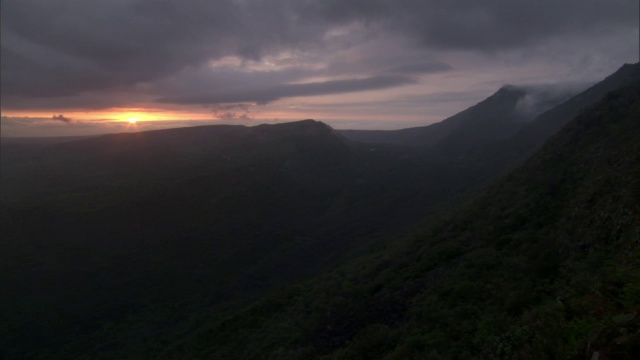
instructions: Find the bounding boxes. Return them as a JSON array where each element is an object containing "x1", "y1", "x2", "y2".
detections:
[
  {"x1": 2, "y1": 65, "x2": 639, "y2": 359},
  {"x1": 1, "y1": 118, "x2": 481, "y2": 359},
  {"x1": 0, "y1": 120, "x2": 362, "y2": 358},
  {"x1": 338, "y1": 84, "x2": 579, "y2": 147},
  {"x1": 2, "y1": 120, "x2": 347, "y2": 204},
  {"x1": 158, "y1": 78, "x2": 640, "y2": 360},
  {"x1": 427, "y1": 63, "x2": 640, "y2": 192},
  {"x1": 340, "y1": 63, "x2": 640, "y2": 168},
  {"x1": 475, "y1": 62, "x2": 640, "y2": 168}
]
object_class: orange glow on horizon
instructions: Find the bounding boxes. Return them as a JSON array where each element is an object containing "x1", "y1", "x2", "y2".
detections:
[
  {"x1": 1, "y1": 105, "x2": 383, "y2": 130},
  {"x1": 2, "y1": 107, "x2": 218, "y2": 123},
  {"x1": 2, "y1": 106, "x2": 320, "y2": 126}
]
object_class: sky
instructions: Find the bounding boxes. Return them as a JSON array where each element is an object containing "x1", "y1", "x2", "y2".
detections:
[{"x1": 1, "y1": 0, "x2": 638, "y2": 137}]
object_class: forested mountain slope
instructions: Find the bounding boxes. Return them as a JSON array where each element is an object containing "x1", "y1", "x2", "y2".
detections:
[
  {"x1": 1, "y1": 118, "x2": 490, "y2": 359},
  {"x1": 466, "y1": 62, "x2": 640, "y2": 172},
  {"x1": 0, "y1": 120, "x2": 360, "y2": 359},
  {"x1": 426, "y1": 62, "x2": 640, "y2": 194},
  {"x1": 2, "y1": 68, "x2": 639, "y2": 359},
  {"x1": 339, "y1": 63, "x2": 640, "y2": 199},
  {"x1": 169, "y1": 82, "x2": 640, "y2": 359}
]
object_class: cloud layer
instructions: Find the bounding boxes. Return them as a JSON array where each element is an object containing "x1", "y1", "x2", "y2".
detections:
[{"x1": 1, "y1": 0, "x2": 638, "y2": 131}]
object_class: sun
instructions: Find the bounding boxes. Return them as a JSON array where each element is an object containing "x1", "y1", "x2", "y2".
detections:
[{"x1": 128, "y1": 117, "x2": 138, "y2": 124}]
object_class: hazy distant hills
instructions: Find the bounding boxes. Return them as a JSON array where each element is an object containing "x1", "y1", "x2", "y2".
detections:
[
  {"x1": 1, "y1": 120, "x2": 349, "y2": 205},
  {"x1": 2, "y1": 63, "x2": 639, "y2": 359}
]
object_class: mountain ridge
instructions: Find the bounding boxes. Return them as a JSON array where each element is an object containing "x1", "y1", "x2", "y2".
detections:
[
  {"x1": 338, "y1": 83, "x2": 579, "y2": 147},
  {"x1": 172, "y1": 77, "x2": 640, "y2": 360},
  {"x1": 2, "y1": 65, "x2": 639, "y2": 359},
  {"x1": 510, "y1": 62, "x2": 640, "y2": 154}
]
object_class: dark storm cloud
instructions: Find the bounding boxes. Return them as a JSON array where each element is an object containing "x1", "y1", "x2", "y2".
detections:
[
  {"x1": 1, "y1": 0, "x2": 637, "y2": 107},
  {"x1": 1, "y1": 0, "x2": 328, "y2": 98},
  {"x1": 159, "y1": 75, "x2": 416, "y2": 104},
  {"x1": 2, "y1": 91, "x2": 149, "y2": 110},
  {"x1": 306, "y1": 0, "x2": 638, "y2": 49}
]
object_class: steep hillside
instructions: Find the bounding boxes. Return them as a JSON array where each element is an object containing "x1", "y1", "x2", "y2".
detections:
[
  {"x1": 513, "y1": 63, "x2": 640, "y2": 153},
  {"x1": 339, "y1": 63, "x2": 640, "y2": 175},
  {"x1": 0, "y1": 120, "x2": 360, "y2": 358},
  {"x1": 155, "y1": 82, "x2": 640, "y2": 359},
  {"x1": 471, "y1": 62, "x2": 640, "y2": 171},
  {"x1": 428, "y1": 63, "x2": 640, "y2": 193}
]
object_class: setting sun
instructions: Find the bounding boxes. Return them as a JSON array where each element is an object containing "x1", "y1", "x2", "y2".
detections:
[{"x1": 128, "y1": 117, "x2": 138, "y2": 124}]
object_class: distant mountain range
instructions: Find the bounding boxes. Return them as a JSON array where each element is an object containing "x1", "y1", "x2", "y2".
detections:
[{"x1": 1, "y1": 62, "x2": 639, "y2": 359}]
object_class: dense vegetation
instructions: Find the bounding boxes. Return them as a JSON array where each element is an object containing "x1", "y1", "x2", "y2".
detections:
[
  {"x1": 161, "y1": 80, "x2": 640, "y2": 360},
  {"x1": 0, "y1": 119, "x2": 492, "y2": 359},
  {"x1": 1, "y1": 64, "x2": 638, "y2": 359}
]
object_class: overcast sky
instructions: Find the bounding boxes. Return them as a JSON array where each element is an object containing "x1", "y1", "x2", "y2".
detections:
[{"x1": 1, "y1": 0, "x2": 638, "y2": 136}]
